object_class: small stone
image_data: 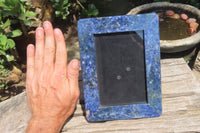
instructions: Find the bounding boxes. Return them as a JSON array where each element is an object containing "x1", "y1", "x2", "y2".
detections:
[
  {"x1": 180, "y1": 14, "x2": 188, "y2": 20},
  {"x1": 35, "y1": 7, "x2": 42, "y2": 15},
  {"x1": 12, "y1": 66, "x2": 22, "y2": 76},
  {"x1": 186, "y1": 18, "x2": 197, "y2": 24},
  {"x1": 165, "y1": 10, "x2": 175, "y2": 16},
  {"x1": 190, "y1": 22, "x2": 199, "y2": 29},
  {"x1": 188, "y1": 28, "x2": 196, "y2": 35},
  {"x1": 169, "y1": 14, "x2": 180, "y2": 19},
  {"x1": 6, "y1": 73, "x2": 20, "y2": 84}
]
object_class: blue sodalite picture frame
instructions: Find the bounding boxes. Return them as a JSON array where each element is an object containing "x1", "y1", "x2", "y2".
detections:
[{"x1": 78, "y1": 13, "x2": 162, "y2": 122}]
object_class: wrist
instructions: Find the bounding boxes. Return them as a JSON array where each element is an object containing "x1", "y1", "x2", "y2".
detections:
[{"x1": 26, "y1": 116, "x2": 65, "y2": 133}]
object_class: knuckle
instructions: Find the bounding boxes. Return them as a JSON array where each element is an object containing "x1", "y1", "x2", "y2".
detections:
[
  {"x1": 50, "y1": 78, "x2": 57, "y2": 88},
  {"x1": 68, "y1": 71, "x2": 79, "y2": 79},
  {"x1": 46, "y1": 46, "x2": 55, "y2": 55},
  {"x1": 71, "y1": 91, "x2": 80, "y2": 103},
  {"x1": 74, "y1": 89, "x2": 80, "y2": 100}
]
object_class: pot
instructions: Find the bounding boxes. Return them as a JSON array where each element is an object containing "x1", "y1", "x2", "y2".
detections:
[{"x1": 127, "y1": 2, "x2": 200, "y2": 53}]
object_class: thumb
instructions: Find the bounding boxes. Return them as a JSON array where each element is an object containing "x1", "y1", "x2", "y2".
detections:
[{"x1": 67, "y1": 59, "x2": 80, "y2": 95}]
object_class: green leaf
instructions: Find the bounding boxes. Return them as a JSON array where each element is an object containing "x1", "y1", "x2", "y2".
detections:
[
  {"x1": 0, "y1": 50, "x2": 6, "y2": 55},
  {"x1": 2, "y1": 19, "x2": 11, "y2": 30},
  {"x1": 55, "y1": 11, "x2": 61, "y2": 15},
  {"x1": 25, "y1": 11, "x2": 36, "y2": 17},
  {"x1": 87, "y1": 4, "x2": 99, "y2": 17},
  {"x1": 0, "y1": 35, "x2": 7, "y2": 47},
  {"x1": 6, "y1": 29, "x2": 22, "y2": 38},
  {"x1": 0, "y1": 2, "x2": 9, "y2": 9},
  {"x1": 26, "y1": 5, "x2": 33, "y2": 10},
  {"x1": 7, "y1": 39, "x2": 15, "y2": 49},
  {"x1": 63, "y1": 0, "x2": 69, "y2": 5},
  {"x1": 184, "y1": 57, "x2": 191, "y2": 62},
  {"x1": 65, "y1": 7, "x2": 69, "y2": 12},
  {"x1": 20, "y1": 0, "x2": 28, "y2": 2},
  {"x1": 62, "y1": 15, "x2": 67, "y2": 19},
  {"x1": 19, "y1": 4, "x2": 26, "y2": 20},
  {"x1": 24, "y1": 19, "x2": 35, "y2": 26}
]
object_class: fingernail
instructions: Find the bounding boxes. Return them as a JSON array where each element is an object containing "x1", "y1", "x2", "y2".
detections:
[
  {"x1": 27, "y1": 44, "x2": 34, "y2": 54},
  {"x1": 72, "y1": 60, "x2": 79, "y2": 69},
  {"x1": 27, "y1": 44, "x2": 34, "y2": 50},
  {"x1": 54, "y1": 28, "x2": 61, "y2": 39},
  {"x1": 43, "y1": 21, "x2": 50, "y2": 29},
  {"x1": 54, "y1": 28, "x2": 60, "y2": 34},
  {"x1": 36, "y1": 27, "x2": 43, "y2": 36}
]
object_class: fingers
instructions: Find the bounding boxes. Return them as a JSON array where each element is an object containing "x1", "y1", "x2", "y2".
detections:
[
  {"x1": 43, "y1": 21, "x2": 55, "y2": 69},
  {"x1": 35, "y1": 27, "x2": 44, "y2": 75},
  {"x1": 26, "y1": 44, "x2": 35, "y2": 86},
  {"x1": 67, "y1": 59, "x2": 80, "y2": 95},
  {"x1": 39, "y1": 21, "x2": 55, "y2": 84},
  {"x1": 54, "y1": 28, "x2": 67, "y2": 76}
]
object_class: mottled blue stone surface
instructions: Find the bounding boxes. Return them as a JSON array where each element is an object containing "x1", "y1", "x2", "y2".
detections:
[{"x1": 78, "y1": 13, "x2": 162, "y2": 122}]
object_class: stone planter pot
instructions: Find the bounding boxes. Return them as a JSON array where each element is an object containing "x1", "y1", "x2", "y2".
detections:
[{"x1": 127, "y1": 2, "x2": 200, "y2": 53}]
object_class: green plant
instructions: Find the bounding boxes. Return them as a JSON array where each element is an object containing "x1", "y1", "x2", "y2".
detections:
[
  {"x1": 0, "y1": 78, "x2": 9, "y2": 90},
  {"x1": 50, "y1": 0, "x2": 71, "y2": 20},
  {"x1": 0, "y1": 19, "x2": 22, "y2": 59},
  {"x1": 184, "y1": 57, "x2": 192, "y2": 62},
  {"x1": 81, "y1": 3, "x2": 99, "y2": 17},
  {"x1": 0, "y1": 57, "x2": 12, "y2": 91},
  {"x1": 50, "y1": 0, "x2": 99, "y2": 20},
  {"x1": 0, "y1": 0, "x2": 36, "y2": 35},
  {"x1": 77, "y1": 0, "x2": 99, "y2": 18}
]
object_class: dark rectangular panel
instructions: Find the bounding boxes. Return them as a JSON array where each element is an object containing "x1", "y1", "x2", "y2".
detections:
[{"x1": 94, "y1": 31, "x2": 147, "y2": 106}]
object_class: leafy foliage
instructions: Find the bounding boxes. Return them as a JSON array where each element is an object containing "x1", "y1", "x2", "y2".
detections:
[
  {"x1": 0, "y1": 18, "x2": 21, "y2": 61},
  {"x1": 184, "y1": 57, "x2": 192, "y2": 62},
  {"x1": 0, "y1": 18, "x2": 19, "y2": 91},
  {"x1": 77, "y1": 0, "x2": 99, "y2": 18},
  {"x1": 50, "y1": 0, "x2": 71, "y2": 20},
  {"x1": 50, "y1": 0, "x2": 99, "y2": 20},
  {"x1": 0, "y1": 0, "x2": 31, "y2": 91},
  {"x1": 81, "y1": 3, "x2": 99, "y2": 17},
  {"x1": 0, "y1": 0, "x2": 36, "y2": 27},
  {"x1": 0, "y1": 56, "x2": 12, "y2": 91},
  {"x1": 0, "y1": 0, "x2": 36, "y2": 67}
]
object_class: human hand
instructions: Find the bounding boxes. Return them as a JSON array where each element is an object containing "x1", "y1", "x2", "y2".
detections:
[{"x1": 26, "y1": 21, "x2": 80, "y2": 133}]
